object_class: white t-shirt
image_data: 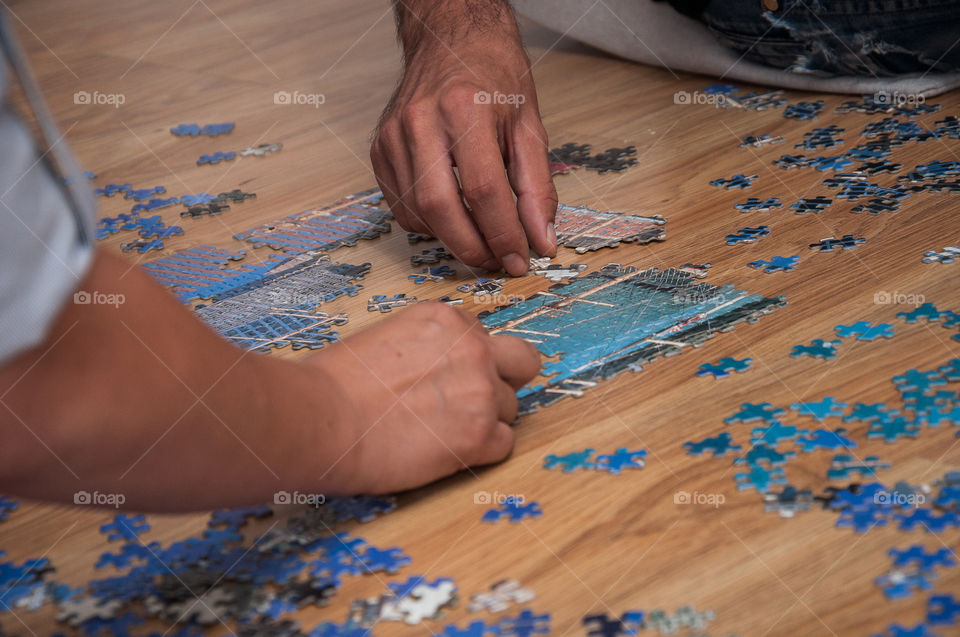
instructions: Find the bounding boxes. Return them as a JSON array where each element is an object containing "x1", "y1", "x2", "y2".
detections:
[{"x1": 0, "y1": 12, "x2": 95, "y2": 363}]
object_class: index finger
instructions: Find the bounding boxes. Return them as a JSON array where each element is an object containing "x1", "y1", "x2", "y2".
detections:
[{"x1": 488, "y1": 333, "x2": 542, "y2": 390}]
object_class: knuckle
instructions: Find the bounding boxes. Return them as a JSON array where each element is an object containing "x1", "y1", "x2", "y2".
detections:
[
  {"x1": 412, "y1": 189, "x2": 446, "y2": 217},
  {"x1": 399, "y1": 100, "x2": 433, "y2": 134},
  {"x1": 462, "y1": 180, "x2": 499, "y2": 205}
]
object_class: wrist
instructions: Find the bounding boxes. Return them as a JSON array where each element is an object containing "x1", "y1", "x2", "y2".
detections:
[{"x1": 395, "y1": 0, "x2": 521, "y2": 58}]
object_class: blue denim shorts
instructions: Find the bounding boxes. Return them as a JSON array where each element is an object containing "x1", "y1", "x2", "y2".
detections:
[{"x1": 702, "y1": 0, "x2": 960, "y2": 76}]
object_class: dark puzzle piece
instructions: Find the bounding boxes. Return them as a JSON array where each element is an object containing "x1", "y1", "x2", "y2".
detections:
[{"x1": 809, "y1": 235, "x2": 867, "y2": 252}]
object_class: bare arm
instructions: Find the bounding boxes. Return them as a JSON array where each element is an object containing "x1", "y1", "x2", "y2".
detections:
[{"x1": 0, "y1": 249, "x2": 540, "y2": 511}]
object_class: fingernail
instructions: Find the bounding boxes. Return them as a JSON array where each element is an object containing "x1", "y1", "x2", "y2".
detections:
[
  {"x1": 480, "y1": 259, "x2": 501, "y2": 271},
  {"x1": 545, "y1": 222, "x2": 557, "y2": 256},
  {"x1": 502, "y1": 253, "x2": 527, "y2": 276}
]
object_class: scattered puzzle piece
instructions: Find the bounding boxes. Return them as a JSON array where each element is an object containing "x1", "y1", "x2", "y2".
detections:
[
  {"x1": 748, "y1": 255, "x2": 799, "y2": 273},
  {"x1": 696, "y1": 357, "x2": 752, "y2": 378}
]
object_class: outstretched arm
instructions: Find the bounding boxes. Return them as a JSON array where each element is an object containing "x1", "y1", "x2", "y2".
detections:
[{"x1": 0, "y1": 249, "x2": 540, "y2": 511}]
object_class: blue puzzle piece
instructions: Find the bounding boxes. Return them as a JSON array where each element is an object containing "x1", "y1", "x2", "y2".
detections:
[
  {"x1": 494, "y1": 609, "x2": 551, "y2": 637},
  {"x1": 873, "y1": 623, "x2": 941, "y2": 637},
  {"x1": 356, "y1": 546, "x2": 411, "y2": 575},
  {"x1": 0, "y1": 496, "x2": 18, "y2": 521},
  {"x1": 893, "y1": 369, "x2": 947, "y2": 392},
  {"x1": 750, "y1": 422, "x2": 809, "y2": 445},
  {"x1": 898, "y1": 302, "x2": 944, "y2": 323},
  {"x1": 544, "y1": 448, "x2": 595, "y2": 471},
  {"x1": 790, "y1": 339, "x2": 842, "y2": 359},
  {"x1": 208, "y1": 505, "x2": 273, "y2": 528},
  {"x1": 939, "y1": 359, "x2": 960, "y2": 381},
  {"x1": 170, "y1": 122, "x2": 234, "y2": 137},
  {"x1": 796, "y1": 428, "x2": 857, "y2": 452},
  {"x1": 928, "y1": 594, "x2": 960, "y2": 626},
  {"x1": 868, "y1": 416, "x2": 921, "y2": 443},
  {"x1": 844, "y1": 402, "x2": 895, "y2": 423},
  {"x1": 735, "y1": 465, "x2": 787, "y2": 492},
  {"x1": 180, "y1": 193, "x2": 217, "y2": 206},
  {"x1": 734, "y1": 442, "x2": 795, "y2": 466},
  {"x1": 94, "y1": 183, "x2": 131, "y2": 197},
  {"x1": 784, "y1": 100, "x2": 824, "y2": 120},
  {"x1": 890, "y1": 546, "x2": 957, "y2": 570},
  {"x1": 724, "y1": 402, "x2": 785, "y2": 424},
  {"x1": 896, "y1": 509, "x2": 960, "y2": 532},
  {"x1": 323, "y1": 496, "x2": 396, "y2": 523},
  {"x1": 747, "y1": 255, "x2": 799, "y2": 273},
  {"x1": 710, "y1": 173, "x2": 757, "y2": 189},
  {"x1": 837, "y1": 507, "x2": 889, "y2": 533},
  {"x1": 99, "y1": 514, "x2": 150, "y2": 542},
  {"x1": 791, "y1": 397, "x2": 848, "y2": 421},
  {"x1": 683, "y1": 432, "x2": 742, "y2": 458},
  {"x1": 123, "y1": 186, "x2": 166, "y2": 200},
  {"x1": 876, "y1": 569, "x2": 934, "y2": 600},
  {"x1": 725, "y1": 225, "x2": 770, "y2": 245},
  {"x1": 595, "y1": 448, "x2": 647, "y2": 474},
  {"x1": 197, "y1": 151, "x2": 236, "y2": 165},
  {"x1": 131, "y1": 197, "x2": 180, "y2": 212},
  {"x1": 442, "y1": 620, "x2": 492, "y2": 637},
  {"x1": 834, "y1": 321, "x2": 895, "y2": 341},
  {"x1": 696, "y1": 357, "x2": 752, "y2": 378},
  {"x1": 95, "y1": 541, "x2": 161, "y2": 569},
  {"x1": 482, "y1": 498, "x2": 543, "y2": 523},
  {"x1": 735, "y1": 197, "x2": 782, "y2": 213}
]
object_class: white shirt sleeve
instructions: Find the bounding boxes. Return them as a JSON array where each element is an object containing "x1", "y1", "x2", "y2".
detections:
[{"x1": 0, "y1": 18, "x2": 95, "y2": 364}]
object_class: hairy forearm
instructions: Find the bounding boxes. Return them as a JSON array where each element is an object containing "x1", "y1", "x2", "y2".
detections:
[
  {"x1": 0, "y1": 250, "x2": 358, "y2": 511},
  {"x1": 393, "y1": 0, "x2": 521, "y2": 56}
]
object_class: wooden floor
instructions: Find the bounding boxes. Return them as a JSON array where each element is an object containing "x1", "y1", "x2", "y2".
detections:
[{"x1": 3, "y1": 0, "x2": 960, "y2": 635}]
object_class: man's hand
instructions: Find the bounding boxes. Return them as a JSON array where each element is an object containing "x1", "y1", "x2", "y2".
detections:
[
  {"x1": 312, "y1": 302, "x2": 541, "y2": 494},
  {"x1": 371, "y1": 0, "x2": 558, "y2": 276}
]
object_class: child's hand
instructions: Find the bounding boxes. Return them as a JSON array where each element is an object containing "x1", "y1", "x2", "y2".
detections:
[{"x1": 310, "y1": 302, "x2": 541, "y2": 494}]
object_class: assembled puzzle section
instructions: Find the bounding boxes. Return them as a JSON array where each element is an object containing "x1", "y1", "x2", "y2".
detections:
[
  {"x1": 234, "y1": 188, "x2": 392, "y2": 254},
  {"x1": 553, "y1": 203, "x2": 666, "y2": 253},
  {"x1": 193, "y1": 253, "x2": 370, "y2": 353},
  {"x1": 480, "y1": 265, "x2": 785, "y2": 413}
]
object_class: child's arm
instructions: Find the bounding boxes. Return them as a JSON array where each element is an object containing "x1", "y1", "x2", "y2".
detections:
[{"x1": 0, "y1": 249, "x2": 540, "y2": 511}]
